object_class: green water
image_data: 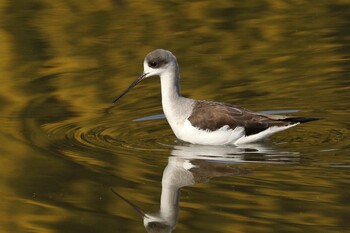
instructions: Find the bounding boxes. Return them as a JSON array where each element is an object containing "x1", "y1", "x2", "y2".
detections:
[{"x1": 0, "y1": 1, "x2": 349, "y2": 232}]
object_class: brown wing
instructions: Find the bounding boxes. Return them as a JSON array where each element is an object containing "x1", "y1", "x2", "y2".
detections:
[{"x1": 188, "y1": 101, "x2": 292, "y2": 136}]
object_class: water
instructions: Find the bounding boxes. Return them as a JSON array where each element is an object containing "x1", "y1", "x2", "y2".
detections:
[{"x1": 0, "y1": 1, "x2": 349, "y2": 232}]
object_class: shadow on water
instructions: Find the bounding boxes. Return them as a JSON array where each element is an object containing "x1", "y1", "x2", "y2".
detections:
[{"x1": 112, "y1": 142, "x2": 299, "y2": 233}]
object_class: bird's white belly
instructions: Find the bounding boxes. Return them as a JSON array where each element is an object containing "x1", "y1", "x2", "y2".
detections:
[
  {"x1": 173, "y1": 119, "x2": 244, "y2": 145},
  {"x1": 172, "y1": 119, "x2": 298, "y2": 146}
]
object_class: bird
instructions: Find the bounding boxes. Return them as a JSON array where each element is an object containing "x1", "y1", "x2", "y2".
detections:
[{"x1": 113, "y1": 49, "x2": 319, "y2": 145}]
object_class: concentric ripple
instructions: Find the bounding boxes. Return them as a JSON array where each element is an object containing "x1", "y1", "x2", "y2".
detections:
[
  {"x1": 38, "y1": 114, "x2": 349, "y2": 157},
  {"x1": 21, "y1": 93, "x2": 349, "y2": 171},
  {"x1": 41, "y1": 118, "x2": 174, "y2": 155}
]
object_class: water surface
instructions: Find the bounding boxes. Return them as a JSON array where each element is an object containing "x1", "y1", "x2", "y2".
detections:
[{"x1": 0, "y1": 1, "x2": 349, "y2": 232}]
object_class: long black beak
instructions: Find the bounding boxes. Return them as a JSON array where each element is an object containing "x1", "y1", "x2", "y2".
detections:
[{"x1": 113, "y1": 72, "x2": 149, "y2": 104}]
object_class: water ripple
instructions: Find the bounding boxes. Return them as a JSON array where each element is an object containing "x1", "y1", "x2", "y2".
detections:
[
  {"x1": 41, "y1": 117, "x2": 174, "y2": 157},
  {"x1": 37, "y1": 115, "x2": 349, "y2": 158}
]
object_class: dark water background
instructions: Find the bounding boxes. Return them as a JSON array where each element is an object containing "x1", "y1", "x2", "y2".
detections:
[{"x1": 0, "y1": 1, "x2": 349, "y2": 232}]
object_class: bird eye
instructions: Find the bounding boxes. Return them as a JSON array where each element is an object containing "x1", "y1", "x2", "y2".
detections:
[{"x1": 149, "y1": 61, "x2": 158, "y2": 68}]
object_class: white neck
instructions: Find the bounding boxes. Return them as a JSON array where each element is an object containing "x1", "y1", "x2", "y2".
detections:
[
  {"x1": 160, "y1": 63, "x2": 194, "y2": 132},
  {"x1": 160, "y1": 64, "x2": 181, "y2": 103},
  {"x1": 159, "y1": 158, "x2": 195, "y2": 227},
  {"x1": 159, "y1": 184, "x2": 180, "y2": 223}
]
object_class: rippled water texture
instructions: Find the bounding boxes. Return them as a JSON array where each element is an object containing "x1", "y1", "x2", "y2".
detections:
[{"x1": 0, "y1": 1, "x2": 349, "y2": 233}]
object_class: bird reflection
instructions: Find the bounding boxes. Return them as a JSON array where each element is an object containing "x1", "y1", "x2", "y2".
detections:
[{"x1": 112, "y1": 143, "x2": 298, "y2": 233}]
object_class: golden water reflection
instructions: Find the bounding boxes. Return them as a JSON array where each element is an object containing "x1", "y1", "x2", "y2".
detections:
[
  {"x1": 112, "y1": 143, "x2": 348, "y2": 233},
  {"x1": 0, "y1": 0, "x2": 350, "y2": 232}
]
